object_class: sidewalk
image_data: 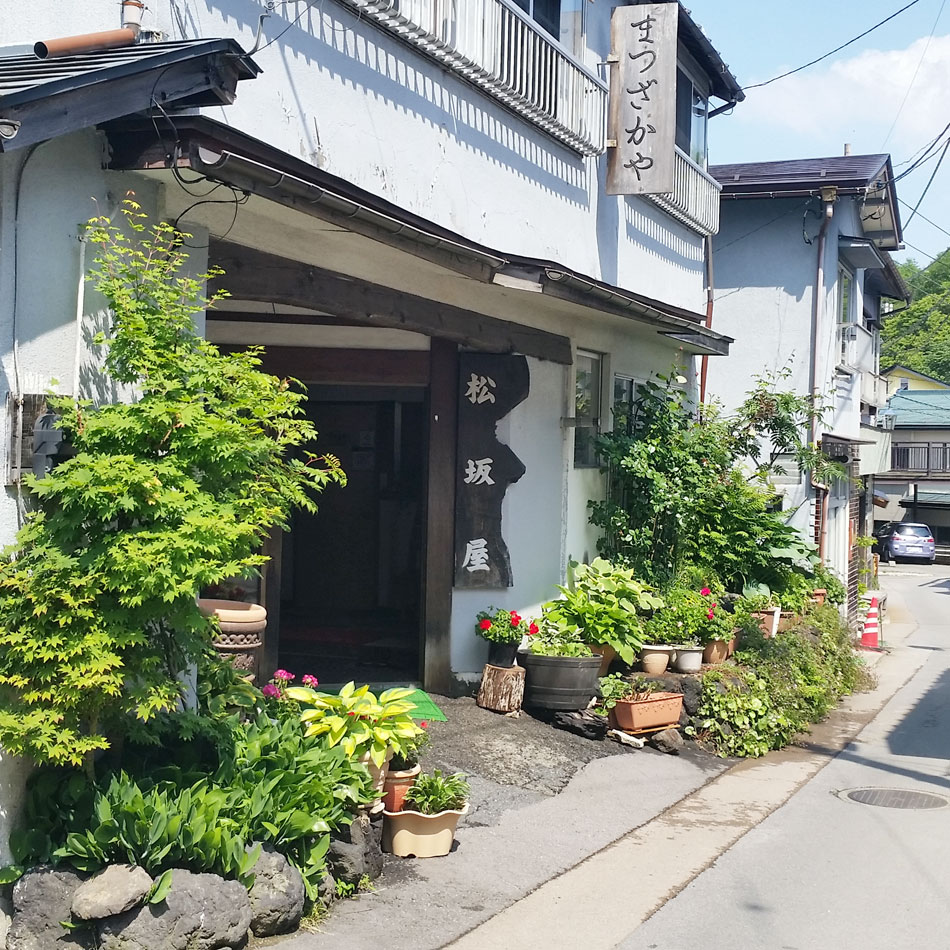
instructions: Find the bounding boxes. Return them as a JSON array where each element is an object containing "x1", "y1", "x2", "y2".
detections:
[{"x1": 276, "y1": 587, "x2": 918, "y2": 950}]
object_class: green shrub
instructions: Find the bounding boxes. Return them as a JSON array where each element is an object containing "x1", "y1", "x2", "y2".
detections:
[{"x1": 689, "y1": 606, "x2": 870, "y2": 757}]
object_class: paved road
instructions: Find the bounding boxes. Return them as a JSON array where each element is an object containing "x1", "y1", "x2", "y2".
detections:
[{"x1": 617, "y1": 563, "x2": 950, "y2": 950}]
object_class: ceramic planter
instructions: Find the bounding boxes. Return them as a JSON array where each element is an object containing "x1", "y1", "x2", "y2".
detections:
[
  {"x1": 358, "y1": 749, "x2": 393, "y2": 814},
  {"x1": 590, "y1": 643, "x2": 617, "y2": 677},
  {"x1": 672, "y1": 646, "x2": 703, "y2": 674},
  {"x1": 522, "y1": 653, "x2": 601, "y2": 711},
  {"x1": 382, "y1": 764, "x2": 421, "y2": 812},
  {"x1": 639, "y1": 645, "x2": 673, "y2": 675},
  {"x1": 197, "y1": 598, "x2": 266, "y2": 679},
  {"x1": 702, "y1": 639, "x2": 729, "y2": 665},
  {"x1": 609, "y1": 692, "x2": 683, "y2": 733},
  {"x1": 487, "y1": 641, "x2": 519, "y2": 668},
  {"x1": 382, "y1": 803, "x2": 469, "y2": 858}
]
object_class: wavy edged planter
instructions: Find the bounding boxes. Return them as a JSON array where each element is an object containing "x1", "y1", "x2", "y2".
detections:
[
  {"x1": 382, "y1": 803, "x2": 469, "y2": 858},
  {"x1": 382, "y1": 764, "x2": 421, "y2": 812},
  {"x1": 197, "y1": 598, "x2": 266, "y2": 679},
  {"x1": 522, "y1": 653, "x2": 601, "y2": 711},
  {"x1": 609, "y1": 692, "x2": 683, "y2": 733}
]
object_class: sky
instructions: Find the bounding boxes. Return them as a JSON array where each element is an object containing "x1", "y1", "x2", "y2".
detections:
[{"x1": 683, "y1": 0, "x2": 950, "y2": 266}]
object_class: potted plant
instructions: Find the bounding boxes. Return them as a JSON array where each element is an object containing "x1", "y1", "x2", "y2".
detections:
[
  {"x1": 642, "y1": 587, "x2": 708, "y2": 673},
  {"x1": 382, "y1": 729, "x2": 431, "y2": 812},
  {"x1": 542, "y1": 558, "x2": 663, "y2": 676},
  {"x1": 475, "y1": 607, "x2": 531, "y2": 668},
  {"x1": 521, "y1": 617, "x2": 601, "y2": 711},
  {"x1": 697, "y1": 590, "x2": 736, "y2": 666},
  {"x1": 285, "y1": 681, "x2": 425, "y2": 810},
  {"x1": 382, "y1": 770, "x2": 470, "y2": 858},
  {"x1": 595, "y1": 675, "x2": 684, "y2": 733}
]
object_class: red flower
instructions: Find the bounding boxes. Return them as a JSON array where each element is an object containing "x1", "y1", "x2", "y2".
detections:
[
  {"x1": 479, "y1": 618, "x2": 492, "y2": 630},
  {"x1": 711, "y1": 603, "x2": 717, "y2": 609},
  {"x1": 510, "y1": 611, "x2": 521, "y2": 626},
  {"x1": 706, "y1": 610, "x2": 715, "y2": 620},
  {"x1": 347, "y1": 711, "x2": 355, "y2": 716},
  {"x1": 420, "y1": 721, "x2": 429, "y2": 728},
  {"x1": 529, "y1": 622, "x2": 539, "y2": 636},
  {"x1": 700, "y1": 587, "x2": 711, "y2": 597}
]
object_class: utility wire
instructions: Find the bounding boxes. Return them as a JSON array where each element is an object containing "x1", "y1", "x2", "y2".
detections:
[
  {"x1": 898, "y1": 198, "x2": 950, "y2": 243},
  {"x1": 881, "y1": 0, "x2": 947, "y2": 148},
  {"x1": 904, "y1": 136, "x2": 950, "y2": 227},
  {"x1": 743, "y1": 0, "x2": 923, "y2": 91}
]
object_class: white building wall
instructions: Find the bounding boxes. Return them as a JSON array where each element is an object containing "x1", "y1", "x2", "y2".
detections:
[{"x1": 3, "y1": 1, "x2": 709, "y2": 313}]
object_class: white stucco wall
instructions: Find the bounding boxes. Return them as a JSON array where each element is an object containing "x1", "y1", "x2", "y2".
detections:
[{"x1": 3, "y1": 0, "x2": 712, "y2": 314}]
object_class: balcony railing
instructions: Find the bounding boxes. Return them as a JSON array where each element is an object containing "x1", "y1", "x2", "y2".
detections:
[
  {"x1": 333, "y1": 0, "x2": 607, "y2": 155},
  {"x1": 860, "y1": 372, "x2": 888, "y2": 407},
  {"x1": 646, "y1": 147, "x2": 722, "y2": 236},
  {"x1": 890, "y1": 442, "x2": 950, "y2": 474},
  {"x1": 838, "y1": 324, "x2": 876, "y2": 373}
]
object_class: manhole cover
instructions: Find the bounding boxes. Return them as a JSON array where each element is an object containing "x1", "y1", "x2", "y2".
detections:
[{"x1": 838, "y1": 787, "x2": 949, "y2": 810}]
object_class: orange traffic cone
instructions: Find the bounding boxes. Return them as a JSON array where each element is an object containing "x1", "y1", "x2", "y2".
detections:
[{"x1": 860, "y1": 596, "x2": 880, "y2": 650}]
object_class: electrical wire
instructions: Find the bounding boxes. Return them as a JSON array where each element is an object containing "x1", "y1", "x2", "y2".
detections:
[
  {"x1": 881, "y1": 0, "x2": 947, "y2": 148},
  {"x1": 254, "y1": 0, "x2": 322, "y2": 53},
  {"x1": 742, "y1": 0, "x2": 923, "y2": 91},
  {"x1": 714, "y1": 200, "x2": 811, "y2": 253},
  {"x1": 903, "y1": 136, "x2": 950, "y2": 228},
  {"x1": 898, "y1": 198, "x2": 950, "y2": 243}
]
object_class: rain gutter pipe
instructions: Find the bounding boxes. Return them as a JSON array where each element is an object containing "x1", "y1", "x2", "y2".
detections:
[{"x1": 809, "y1": 187, "x2": 837, "y2": 562}]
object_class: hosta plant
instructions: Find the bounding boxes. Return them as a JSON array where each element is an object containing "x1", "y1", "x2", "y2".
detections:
[{"x1": 285, "y1": 681, "x2": 425, "y2": 767}]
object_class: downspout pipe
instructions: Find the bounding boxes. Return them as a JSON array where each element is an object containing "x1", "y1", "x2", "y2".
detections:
[
  {"x1": 809, "y1": 188, "x2": 837, "y2": 562},
  {"x1": 699, "y1": 233, "x2": 714, "y2": 404}
]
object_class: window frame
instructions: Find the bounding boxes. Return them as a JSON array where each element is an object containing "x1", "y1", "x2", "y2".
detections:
[
  {"x1": 674, "y1": 59, "x2": 710, "y2": 169},
  {"x1": 573, "y1": 350, "x2": 604, "y2": 469}
]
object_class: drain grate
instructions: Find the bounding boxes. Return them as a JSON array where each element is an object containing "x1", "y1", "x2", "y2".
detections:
[{"x1": 839, "y1": 787, "x2": 949, "y2": 810}]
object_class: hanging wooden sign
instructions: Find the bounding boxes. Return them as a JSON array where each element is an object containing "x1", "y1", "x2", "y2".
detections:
[
  {"x1": 454, "y1": 353, "x2": 529, "y2": 589},
  {"x1": 606, "y1": 3, "x2": 677, "y2": 196}
]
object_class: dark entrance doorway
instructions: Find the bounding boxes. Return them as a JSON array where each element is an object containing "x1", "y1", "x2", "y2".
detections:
[{"x1": 278, "y1": 385, "x2": 426, "y2": 685}]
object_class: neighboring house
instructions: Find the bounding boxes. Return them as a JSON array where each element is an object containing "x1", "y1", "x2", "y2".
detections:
[
  {"x1": 882, "y1": 363, "x2": 950, "y2": 399},
  {"x1": 876, "y1": 389, "x2": 950, "y2": 541},
  {"x1": 705, "y1": 154, "x2": 911, "y2": 615},
  {"x1": 0, "y1": 1, "x2": 742, "y2": 691}
]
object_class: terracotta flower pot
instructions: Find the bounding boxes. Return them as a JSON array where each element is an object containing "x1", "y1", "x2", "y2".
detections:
[
  {"x1": 639, "y1": 645, "x2": 673, "y2": 675},
  {"x1": 776, "y1": 611, "x2": 798, "y2": 633},
  {"x1": 726, "y1": 635, "x2": 737, "y2": 657},
  {"x1": 382, "y1": 803, "x2": 469, "y2": 858},
  {"x1": 750, "y1": 607, "x2": 780, "y2": 638},
  {"x1": 382, "y1": 764, "x2": 421, "y2": 812},
  {"x1": 609, "y1": 692, "x2": 683, "y2": 733},
  {"x1": 810, "y1": 588, "x2": 827, "y2": 606},
  {"x1": 702, "y1": 639, "x2": 729, "y2": 665}
]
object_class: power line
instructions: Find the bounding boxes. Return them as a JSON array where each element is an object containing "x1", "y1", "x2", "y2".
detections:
[
  {"x1": 881, "y1": 0, "x2": 947, "y2": 148},
  {"x1": 897, "y1": 198, "x2": 950, "y2": 243},
  {"x1": 743, "y1": 0, "x2": 923, "y2": 91},
  {"x1": 904, "y1": 136, "x2": 950, "y2": 227}
]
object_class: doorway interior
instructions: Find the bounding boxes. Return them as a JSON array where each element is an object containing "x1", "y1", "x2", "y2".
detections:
[{"x1": 277, "y1": 385, "x2": 427, "y2": 686}]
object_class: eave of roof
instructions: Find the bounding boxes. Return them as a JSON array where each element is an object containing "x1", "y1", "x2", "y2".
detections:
[
  {"x1": 631, "y1": 0, "x2": 744, "y2": 103},
  {"x1": 0, "y1": 38, "x2": 259, "y2": 151},
  {"x1": 882, "y1": 364, "x2": 950, "y2": 385},
  {"x1": 105, "y1": 114, "x2": 732, "y2": 357}
]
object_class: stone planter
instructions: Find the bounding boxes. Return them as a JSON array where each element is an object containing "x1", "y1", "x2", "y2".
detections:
[
  {"x1": 590, "y1": 643, "x2": 617, "y2": 677},
  {"x1": 487, "y1": 641, "x2": 519, "y2": 668},
  {"x1": 198, "y1": 598, "x2": 266, "y2": 680},
  {"x1": 522, "y1": 653, "x2": 601, "y2": 711},
  {"x1": 702, "y1": 639, "x2": 729, "y2": 665},
  {"x1": 639, "y1": 644, "x2": 673, "y2": 675},
  {"x1": 672, "y1": 646, "x2": 703, "y2": 674},
  {"x1": 609, "y1": 692, "x2": 683, "y2": 733},
  {"x1": 382, "y1": 764, "x2": 421, "y2": 813},
  {"x1": 382, "y1": 803, "x2": 469, "y2": 858}
]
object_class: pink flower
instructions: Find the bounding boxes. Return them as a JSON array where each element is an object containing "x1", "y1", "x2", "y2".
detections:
[
  {"x1": 706, "y1": 610, "x2": 715, "y2": 620},
  {"x1": 273, "y1": 669, "x2": 294, "y2": 682},
  {"x1": 262, "y1": 684, "x2": 281, "y2": 699},
  {"x1": 479, "y1": 618, "x2": 493, "y2": 630},
  {"x1": 302, "y1": 674, "x2": 319, "y2": 687},
  {"x1": 700, "y1": 587, "x2": 711, "y2": 597}
]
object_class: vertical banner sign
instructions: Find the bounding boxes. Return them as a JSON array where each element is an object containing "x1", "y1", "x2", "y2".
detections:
[
  {"x1": 454, "y1": 354, "x2": 529, "y2": 589},
  {"x1": 606, "y1": 3, "x2": 677, "y2": 196}
]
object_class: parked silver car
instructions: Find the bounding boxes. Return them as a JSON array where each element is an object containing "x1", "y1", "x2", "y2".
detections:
[{"x1": 878, "y1": 522, "x2": 936, "y2": 564}]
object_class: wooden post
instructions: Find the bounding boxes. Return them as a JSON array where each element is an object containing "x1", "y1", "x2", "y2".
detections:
[{"x1": 476, "y1": 664, "x2": 525, "y2": 713}]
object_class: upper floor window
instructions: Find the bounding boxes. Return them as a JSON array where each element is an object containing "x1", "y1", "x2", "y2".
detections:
[
  {"x1": 838, "y1": 266, "x2": 855, "y2": 324},
  {"x1": 508, "y1": 0, "x2": 584, "y2": 56},
  {"x1": 675, "y1": 67, "x2": 708, "y2": 167}
]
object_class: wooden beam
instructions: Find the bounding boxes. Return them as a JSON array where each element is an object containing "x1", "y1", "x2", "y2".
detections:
[
  {"x1": 210, "y1": 241, "x2": 573, "y2": 365},
  {"x1": 225, "y1": 346, "x2": 430, "y2": 386},
  {"x1": 423, "y1": 339, "x2": 458, "y2": 693}
]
